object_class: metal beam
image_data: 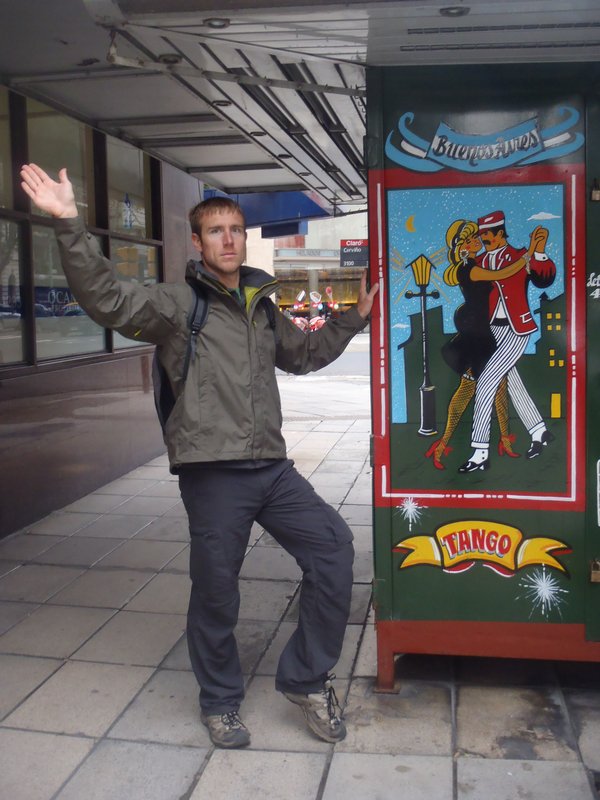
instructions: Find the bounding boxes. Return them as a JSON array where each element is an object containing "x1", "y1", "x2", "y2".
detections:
[
  {"x1": 99, "y1": 112, "x2": 222, "y2": 126},
  {"x1": 107, "y1": 44, "x2": 366, "y2": 98},
  {"x1": 142, "y1": 134, "x2": 248, "y2": 147},
  {"x1": 188, "y1": 162, "x2": 281, "y2": 173}
]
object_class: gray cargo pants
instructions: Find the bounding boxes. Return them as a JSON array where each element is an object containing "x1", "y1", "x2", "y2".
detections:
[{"x1": 178, "y1": 459, "x2": 354, "y2": 714}]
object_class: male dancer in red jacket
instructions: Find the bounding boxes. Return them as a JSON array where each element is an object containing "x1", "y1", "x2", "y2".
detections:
[{"x1": 459, "y1": 211, "x2": 556, "y2": 472}]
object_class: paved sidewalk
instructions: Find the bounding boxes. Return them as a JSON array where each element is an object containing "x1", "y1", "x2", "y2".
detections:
[{"x1": 1, "y1": 367, "x2": 599, "y2": 800}]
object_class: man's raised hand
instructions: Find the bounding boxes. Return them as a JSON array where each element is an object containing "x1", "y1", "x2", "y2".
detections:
[{"x1": 20, "y1": 164, "x2": 78, "y2": 219}]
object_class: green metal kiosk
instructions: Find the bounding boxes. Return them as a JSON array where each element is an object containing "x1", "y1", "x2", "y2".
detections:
[{"x1": 367, "y1": 63, "x2": 600, "y2": 690}]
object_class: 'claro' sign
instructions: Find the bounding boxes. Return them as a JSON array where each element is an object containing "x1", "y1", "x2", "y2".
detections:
[{"x1": 340, "y1": 239, "x2": 369, "y2": 268}]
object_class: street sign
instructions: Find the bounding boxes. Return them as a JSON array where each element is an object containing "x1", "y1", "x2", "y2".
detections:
[{"x1": 340, "y1": 239, "x2": 369, "y2": 268}]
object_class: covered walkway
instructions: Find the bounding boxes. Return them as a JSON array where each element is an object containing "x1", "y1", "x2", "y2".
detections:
[{"x1": 0, "y1": 360, "x2": 599, "y2": 799}]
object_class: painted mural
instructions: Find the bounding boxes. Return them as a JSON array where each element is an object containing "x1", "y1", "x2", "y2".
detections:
[
  {"x1": 375, "y1": 101, "x2": 586, "y2": 513},
  {"x1": 368, "y1": 98, "x2": 589, "y2": 626}
]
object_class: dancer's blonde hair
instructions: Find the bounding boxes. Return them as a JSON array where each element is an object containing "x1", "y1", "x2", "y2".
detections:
[{"x1": 443, "y1": 219, "x2": 479, "y2": 286}]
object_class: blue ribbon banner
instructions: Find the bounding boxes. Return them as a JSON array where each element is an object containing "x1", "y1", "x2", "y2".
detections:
[{"x1": 385, "y1": 106, "x2": 583, "y2": 173}]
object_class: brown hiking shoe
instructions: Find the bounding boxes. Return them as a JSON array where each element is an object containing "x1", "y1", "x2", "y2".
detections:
[
  {"x1": 200, "y1": 710, "x2": 250, "y2": 749},
  {"x1": 283, "y1": 675, "x2": 346, "y2": 743}
]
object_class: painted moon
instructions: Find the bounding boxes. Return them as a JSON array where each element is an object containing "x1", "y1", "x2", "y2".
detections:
[{"x1": 405, "y1": 215, "x2": 416, "y2": 233}]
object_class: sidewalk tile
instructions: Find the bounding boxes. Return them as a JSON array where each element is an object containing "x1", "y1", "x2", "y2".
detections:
[
  {"x1": 94, "y1": 478, "x2": 157, "y2": 495},
  {"x1": 0, "y1": 654, "x2": 63, "y2": 719},
  {"x1": 162, "y1": 618, "x2": 277, "y2": 675},
  {"x1": 323, "y1": 753, "x2": 453, "y2": 800},
  {"x1": 3, "y1": 660, "x2": 152, "y2": 737},
  {"x1": 0, "y1": 604, "x2": 113, "y2": 658},
  {"x1": 162, "y1": 545, "x2": 189, "y2": 573},
  {"x1": 338, "y1": 677, "x2": 452, "y2": 756},
  {"x1": 457, "y1": 686, "x2": 578, "y2": 761},
  {"x1": 125, "y1": 573, "x2": 190, "y2": 614},
  {"x1": 339, "y1": 505, "x2": 373, "y2": 526},
  {"x1": 132, "y1": 516, "x2": 189, "y2": 542},
  {"x1": 0, "y1": 564, "x2": 83, "y2": 603},
  {"x1": 190, "y1": 750, "x2": 327, "y2": 800},
  {"x1": 109, "y1": 496, "x2": 180, "y2": 517},
  {"x1": 108, "y1": 668, "x2": 210, "y2": 747},
  {"x1": 0, "y1": 560, "x2": 20, "y2": 578},
  {"x1": 354, "y1": 621, "x2": 377, "y2": 678},
  {"x1": 55, "y1": 740, "x2": 204, "y2": 800},
  {"x1": 0, "y1": 601, "x2": 39, "y2": 635},
  {"x1": 238, "y1": 579, "x2": 298, "y2": 621},
  {"x1": 0, "y1": 729, "x2": 93, "y2": 800},
  {"x1": 73, "y1": 610, "x2": 185, "y2": 666},
  {"x1": 32, "y1": 536, "x2": 125, "y2": 567},
  {"x1": 257, "y1": 622, "x2": 361, "y2": 680},
  {"x1": 25, "y1": 512, "x2": 100, "y2": 536},
  {"x1": 49, "y1": 569, "x2": 154, "y2": 609},
  {"x1": 0, "y1": 534, "x2": 65, "y2": 561},
  {"x1": 456, "y1": 758, "x2": 595, "y2": 800},
  {"x1": 127, "y1": 466, "x2": 173, "y2": 481},
  {"x1": 62, "y1": 494, "x2": 129, "y2": 514},
  {"x1": 97, "y1": 540, "x2": 187, "y2": 571},
  {"x1": 353, "y1": 550, "x2": 374, "y2": 583},
  {"x1": 563, "y1": 689, "x2": 600, "y2": 772},
  {"x1": 137, "y1": 480, "x2": 182, "y2": 498},
  {"x1": 240, "y1": 546, "x2": 302, "y2": 581},
  {"x1": 72, "y1": 513, "x2": 155, "y2": 539},
  {"x1": 285, "y1": 582, "x2": 370, "y2": 625},
  {"x1": 162, "y1": 500, "x2": 187, "y2": 518},
  {"x1": 456, "y1": 656, "x2": 557, "y2": 687}
]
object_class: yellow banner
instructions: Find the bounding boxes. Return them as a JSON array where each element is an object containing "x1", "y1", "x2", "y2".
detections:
[{"x1": 395, "y1": 520, "x2": 568, "y2": 575}]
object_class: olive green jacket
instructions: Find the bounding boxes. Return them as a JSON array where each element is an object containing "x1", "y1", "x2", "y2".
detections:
[{"x1": 55, "y1": 217, "x2": 368, "y2": 469}]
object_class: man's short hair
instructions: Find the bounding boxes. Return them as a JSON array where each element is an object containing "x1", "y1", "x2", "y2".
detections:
[{"x1": 189, "y1": 197, "x2": 246, "y2": 238}]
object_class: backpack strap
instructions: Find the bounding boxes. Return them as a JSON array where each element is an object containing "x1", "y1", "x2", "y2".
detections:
[
  {"x1": 153, "y1": 283, "x2": 209, "y2": 434},
  {"x1": 181, "y1": 283, "x2": 209, "y2": 383},
  {"x1": 259, "y1": 296, "x2": 279, "y2": 345}
]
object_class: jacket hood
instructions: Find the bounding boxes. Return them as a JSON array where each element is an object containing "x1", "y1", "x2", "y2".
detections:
[{"x1": 185, "y1": 259, "x2": 277, "y2": 292}]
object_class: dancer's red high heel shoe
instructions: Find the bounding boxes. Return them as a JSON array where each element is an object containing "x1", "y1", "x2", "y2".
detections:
[
  {"x1": 498, "y1": 434, "x2": 520, "y2": 458},
  {"x1": 425, "y1": 439, "x2": 452, "y2": 470}
]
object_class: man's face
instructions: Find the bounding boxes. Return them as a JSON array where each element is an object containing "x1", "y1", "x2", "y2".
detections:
[
  {"x1": 191, "y1": 209, "x2": 247, "y2": 289},
  {"x1": 479, "y1": 227, "x2": 506, "y2": 252}
]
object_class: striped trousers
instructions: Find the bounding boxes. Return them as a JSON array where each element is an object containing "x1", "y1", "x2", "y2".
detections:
[{"x1": 471, "y1": 324, "x2": 544, "y2": 449}]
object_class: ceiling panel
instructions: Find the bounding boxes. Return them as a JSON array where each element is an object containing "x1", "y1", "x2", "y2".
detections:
[{"x1": 2, "y1": 0, "x2": 600, "y2": 216}]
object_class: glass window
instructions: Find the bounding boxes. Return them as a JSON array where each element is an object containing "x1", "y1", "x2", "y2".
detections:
[
  {"x1": 107, "y1": 137, "x2": 150, "y2": 237},
  {"x1": 27, "y1": 98, "x2": 93, "y2": 224},
  {"x1": 111, "y1": 238, "x2": 159, "y2": 349},
  {"x1": 0, "y1": 220, "x2": 24, "y2": 364},
  {"x1": 0, "y1": 87, "x2": 12, "y2": 209},
  {"x1": 32, "y1": 225, "x2": 104, "y2": 359}
]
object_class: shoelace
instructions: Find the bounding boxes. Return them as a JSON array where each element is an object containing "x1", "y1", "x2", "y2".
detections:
[
  {"x1": 322, "y1": 674, "x2": 343, "y2": 726},
  {"x1": 221, "y1": 711, "x2": 245, "y2": 730}
]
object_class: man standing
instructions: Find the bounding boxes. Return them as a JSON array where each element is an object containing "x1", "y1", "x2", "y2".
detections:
[
  {"x1": 21, "y1": 163, "x2": 378, "y2": 748},
  {"x1": 459, "y1": 210, "x2": 555, "y2": 472}
]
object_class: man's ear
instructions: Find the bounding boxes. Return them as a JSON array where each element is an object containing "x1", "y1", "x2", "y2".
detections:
[{"x1": 191, "y1": 232, "x2": 202, "y2": 255}]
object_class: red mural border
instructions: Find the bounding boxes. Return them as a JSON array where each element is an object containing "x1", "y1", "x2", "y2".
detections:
[{"x1": 369, "y1": 163, "x2": 586, "y2": 511}]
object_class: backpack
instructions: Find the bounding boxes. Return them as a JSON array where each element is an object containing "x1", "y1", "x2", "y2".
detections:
[{"x1": 152, "y1": 283, "x2": 277, "y2": 434}]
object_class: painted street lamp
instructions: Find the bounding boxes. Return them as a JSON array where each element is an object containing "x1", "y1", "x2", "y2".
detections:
[{"x1": 406, "y1": 254, "x2": 439, "y2": 436}]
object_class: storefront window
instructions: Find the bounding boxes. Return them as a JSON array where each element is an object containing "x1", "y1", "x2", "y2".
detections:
[
  {"x1": 107, "y1": 137, "x2": 150, "y2": 238},
  {"x1": 111, "y1": 238, "x2": 159, "y2": 349},
  {"x1": 0, "y1": 220, "x2": 24, "y2": 364},
  {"x1": 27, "y1": 99, "x2": 93, "y2": 224},
  {"x1": 32, "y1": 225, "x2": 104, "y2": 359},
  {"x1": 0, "y1": 87, "x2": 12, "y2": 209}
]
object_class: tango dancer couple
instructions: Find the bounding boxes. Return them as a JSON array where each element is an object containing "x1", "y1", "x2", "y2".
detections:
[{"x1": 425, "y1": 211, "x2": 556, "y2": 473}]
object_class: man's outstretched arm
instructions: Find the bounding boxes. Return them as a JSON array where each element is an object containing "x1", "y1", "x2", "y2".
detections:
[
  {"x1": 21, "y1": 164, "x2": 78, "y2": 219},
  {"x1": 20, "y1": 163, "x2": 177, "y2": 345}
]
